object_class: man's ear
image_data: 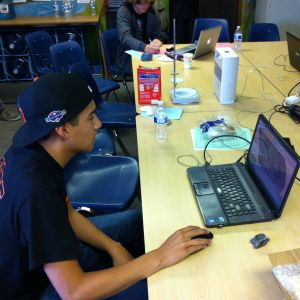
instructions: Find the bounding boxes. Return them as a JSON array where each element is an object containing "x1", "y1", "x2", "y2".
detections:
[{"x1": 54, "y1": 123, "x2": 70, "y2": 139}]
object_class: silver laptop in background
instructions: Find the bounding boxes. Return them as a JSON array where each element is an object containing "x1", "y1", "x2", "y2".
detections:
[
  {"x1": 175, "y1": 26, "x2": 222, "y2": 59},
  {"x1": 286, "y1": 31, "x2": 300, "y2": 71}
]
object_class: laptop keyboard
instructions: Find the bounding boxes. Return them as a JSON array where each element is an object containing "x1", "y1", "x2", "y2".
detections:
[
  {"x1": 208, "y1": 167, "x2": 257, "y2": 218},
  {"x1": 175, "y1": 44, "x2": 196, "y2": 55}
]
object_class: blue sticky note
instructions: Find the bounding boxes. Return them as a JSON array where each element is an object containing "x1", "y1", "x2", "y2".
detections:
[
  {"x1": 164, "y1": 108, "x2": 183, "y2": 120},
  {"x1": 140, "y1": 107, "x2": 183, "y2": 120}
]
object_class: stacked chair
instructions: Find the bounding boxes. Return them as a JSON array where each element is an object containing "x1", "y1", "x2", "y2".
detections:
[
  {"x1": 25, "y1": 30, "x2": 54, "y2": 75},
  {"x1": 101, "y1": 28, "x2": 133, "y2": 103},
  {"x1": 26, "y1": 30, "x2": 121, "y2": 102}
]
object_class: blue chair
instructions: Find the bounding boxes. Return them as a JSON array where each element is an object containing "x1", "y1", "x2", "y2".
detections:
[
  {"x1": 25, "y1": 31, "x2": 54, "y2": 75},
  {"x1": 101, "y1": 28, "x2": 133, "y2": 103},
  {"x1": 27, "y1": 31, "x2": 120, "y2": 101},
  {"x1": 64, "y1": 154, "x2": 139, "y2": 213},
  {"x1": 49, "y1": 41, "x2": 136, "y2": 156},
  {"x1": 248, "y1": 23, "x2": 280, "y2": 42},
  {"x1": 192, "y1": 18, "x2": 231, "y2": 43},
  {"x1": 91, "y1": 129, "x2": 116, "y2": 156}
]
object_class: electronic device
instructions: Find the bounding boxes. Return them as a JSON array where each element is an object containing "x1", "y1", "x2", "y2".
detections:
[
  {"x1": 170, "y1": 19, "x2": 200, "y2": 105},
  {"x1": 214, "y1": 47, "x2": 239, "y2": 104},
  {"x1": 286, "y1": 31, "x2": 300, "y2": 71},
  {"x1": 187, "y1": 114, "x2": 300, "y2": 227},
  {"x1": 191, "y1": 232, "x2": 214, "y2": 240},
  {"x1": 250, "y1": 233, "x2": 270, "y2": 249},
  {"x1": 141, "y1": 52, "x2": 153, "y2": 61},
  {"x1": 288, "y1": 104, "x2": 300, "y2": 122},
  {"x1": 174, "y1": 26, "x2": 221, "y2": 59}
]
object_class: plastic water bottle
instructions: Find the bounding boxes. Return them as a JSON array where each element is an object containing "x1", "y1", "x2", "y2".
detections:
[
  {"x1": 89, "y1": 0, "x2": 96, "y2": 15},
  {"x1": 53, "y1": 0, "x2": 60, "y2": 17},
  {"x1": 234, "y1": 26, "x2": 243, "y2": 51},
  {"x1": 154, "y1": 104, "x2": 168, "y2": 142},
  {"x1": 62, "y1": 0, "x2": 73, "y2": 18}
]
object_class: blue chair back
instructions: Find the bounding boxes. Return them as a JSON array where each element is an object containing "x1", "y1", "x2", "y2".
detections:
[
  {"x1": 192, "y1": 18, "x2": 230, "y2": 43},
  {"x1": 248, "y1": 23, "x2": 280, "y2": 42},
  {"x1": 49, "y1": 41, "x2": 104, "y2": 106},
  {"x1": 25, "y1": 31, "x2": 55, "y2": 75},
  {"x1": 65, "y1": 155, "x2": 139, "y2": 213},
  {"x1": 102, "y1": 28, "x2": 119, "y2": 75},
  {"x1": 91, "y1": 129, "x2": 116, "y2": 156}
]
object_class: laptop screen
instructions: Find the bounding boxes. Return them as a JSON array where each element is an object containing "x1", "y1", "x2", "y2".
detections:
[
  {"x1": 286, "y1": 31, "x2": 300, "y2": 71},
  {"x1": 246, "y1": 115, "x2": 299, "y2": 217}
]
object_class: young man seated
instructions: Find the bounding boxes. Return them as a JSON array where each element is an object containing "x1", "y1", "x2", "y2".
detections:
[{"x1": 0, "y1": 73, "x2": 211, "y2": 299}]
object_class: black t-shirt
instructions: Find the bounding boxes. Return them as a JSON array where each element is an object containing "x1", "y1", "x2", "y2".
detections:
[{"x1": 0, "y1": 143, "x2": 80, "y2": 300}]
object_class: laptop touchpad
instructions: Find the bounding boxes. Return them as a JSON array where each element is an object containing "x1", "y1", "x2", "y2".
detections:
[{"x1": 194, "y1": 182, "x2": 214, "y2": 196}]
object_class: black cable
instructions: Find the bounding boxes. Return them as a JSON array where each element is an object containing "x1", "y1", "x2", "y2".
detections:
[
  {"x1": 236, "y1": 150, "x2": 249, "y2": 163},
  {"x1": 203, "y1": 135, "x2": 251, "y2": 166},
  {"x1": 273, "y1": 54, "x2": 299, "y2": 72},
  {"x1": 288, "y1": 81, "x2": 300, "y2": 96},
  {"x1": 274, "y1": 54, "x2": 287, "y2": 67}
]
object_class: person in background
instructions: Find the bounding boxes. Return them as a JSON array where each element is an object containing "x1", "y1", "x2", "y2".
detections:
[
  {"x1": 0, "y1": 73, "x2": 211, "y2": 300},
  {"x1": 0, "y1": 99, "x2": 20, "y2": 121},
  {"x1": 116, "y1": 0, "x2": 169, "y2": 75},
  {"x1": 169, "y1": 0, "x2": 199, "y2": 43}
]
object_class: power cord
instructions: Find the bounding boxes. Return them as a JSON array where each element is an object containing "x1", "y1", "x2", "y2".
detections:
[
  {"x1": 274, "y1": 55, "x2": 299, "y2": 72},
  {"x1": 203, "y1": 135, "x2": 251, "y2": 166},
  {"x1": 288, "y1": 81, "x2": 300, "y2": 97},
  {"x1": 176, "y1": 155, "x2": 202, "y2": 168},
  {"x1": 268, "y1": 87, "x2": 300, "y2": 125}
]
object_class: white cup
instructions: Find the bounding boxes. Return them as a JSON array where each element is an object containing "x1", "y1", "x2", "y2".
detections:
[{"x1": 183, "y1": 53, "x2": 193, "y2": 69}]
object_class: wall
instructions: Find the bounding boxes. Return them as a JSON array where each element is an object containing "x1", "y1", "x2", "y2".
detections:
[{"x1": 255, "y1": 0, "x2": 300, "y2": 40}]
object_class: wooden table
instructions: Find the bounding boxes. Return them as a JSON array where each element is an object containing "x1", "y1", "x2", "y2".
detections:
[
  {"x1": 134, "y1": 44, "x2": 300, "y2": 299},
  {"x1": 0, "y1": 15, "x2": 99, "y2": 27},
  {"x1": 240, "y1": 41, "x2": 300, "y2": 97}
]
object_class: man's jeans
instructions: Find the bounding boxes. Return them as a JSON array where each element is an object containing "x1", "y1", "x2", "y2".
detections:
[{"x1": 40, "y1": 209, "x2": 148, "y2": 300}]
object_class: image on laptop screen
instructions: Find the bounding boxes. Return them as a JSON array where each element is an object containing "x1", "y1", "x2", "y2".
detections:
[{"x1": 246, "y1": 117, "x2": 299, "y2": 217}]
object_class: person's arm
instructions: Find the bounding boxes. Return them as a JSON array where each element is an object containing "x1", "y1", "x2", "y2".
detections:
[
  {"x1": 44, "y1": 226, "x2": 211, "y2": 300},
  {"x1": 67, "y1": 204, "x2": 133, "y2": 266}
]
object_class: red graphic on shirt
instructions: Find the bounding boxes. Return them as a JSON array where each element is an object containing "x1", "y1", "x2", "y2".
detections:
[
  {"x1": 0, "y1": 157, "x2": 6, "y2": 199},
  {"x1": 19, "y1": 106, "x2": 26, "y2": 123}
]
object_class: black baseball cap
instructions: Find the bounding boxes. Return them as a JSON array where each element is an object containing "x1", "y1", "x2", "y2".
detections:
[{"x1": 13, "y1": 73, "x2": 94, "y2": 147}]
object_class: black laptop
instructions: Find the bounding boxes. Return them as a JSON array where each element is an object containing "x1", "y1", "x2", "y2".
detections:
[
  {"x1": 286, "y1": 31, "x2": 300, "y2": 71},
  {"x1": 187, "y1": 114, "x2": 299, "y2": 227}
]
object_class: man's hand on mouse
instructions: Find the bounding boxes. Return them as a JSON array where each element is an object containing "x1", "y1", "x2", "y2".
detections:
[{"x1": 152, "y1": 226, "x2": 211, "y2": 269}]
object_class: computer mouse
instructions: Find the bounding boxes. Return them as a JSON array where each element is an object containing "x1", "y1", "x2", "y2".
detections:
[
  {"x1": 166, "y1": 46, "x2": 174, "y2": 52},
  {"x1": 191, "y1": 231, "x2": 214, "y2": 240},
  {"x1": 141, "y1": 52, "x2": 153, "y2": 61}
]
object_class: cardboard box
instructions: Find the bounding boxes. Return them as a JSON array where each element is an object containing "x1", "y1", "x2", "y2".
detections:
[{"x1": 269, "y1": 248, "x2": 300, "y2": 300}]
